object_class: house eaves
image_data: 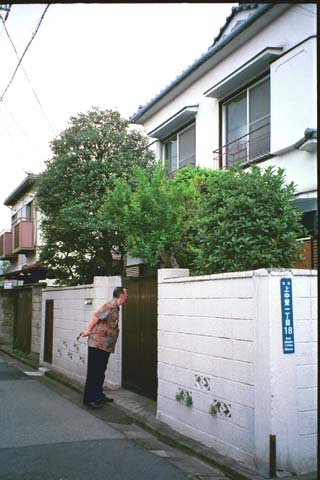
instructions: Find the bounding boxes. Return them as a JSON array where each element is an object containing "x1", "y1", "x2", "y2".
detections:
[
  {"x1": 131, "y1": 3, "x2": 291, "y2": 124},
  {"x1": 4, "y1": 174, "x2": 37, "y2": 207}
]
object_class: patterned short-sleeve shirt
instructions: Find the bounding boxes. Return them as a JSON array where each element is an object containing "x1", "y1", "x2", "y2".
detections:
[{"x1": 88, "y1": 298, "x2": 120, "y2": 353}]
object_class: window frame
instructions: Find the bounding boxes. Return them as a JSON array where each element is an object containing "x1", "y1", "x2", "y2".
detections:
[
  {"x1": 161, "y1": 122, "x2": 196, "y2": 174},
  {"x1": 11, "y1": 201, "x2": 33, "y2": 226},
  {"x1": 220, "y1": 73, "x2": 272, "y2": 169}
]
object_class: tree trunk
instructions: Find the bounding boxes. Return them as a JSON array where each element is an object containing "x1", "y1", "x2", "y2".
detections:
[{"x1": 160, "y1": 251, "x2": 180, "y2": 268}]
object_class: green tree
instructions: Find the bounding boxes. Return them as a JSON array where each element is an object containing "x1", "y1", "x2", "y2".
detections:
[
  {"x1": 193, "y1": 164, "x2": 306, "y2": 274},
  {"x1": 99, "y1": 165, "x2": 207, "y2": 268},
  {"x1": 35, "y1": 107, "x2": 155, "y2": 285}
]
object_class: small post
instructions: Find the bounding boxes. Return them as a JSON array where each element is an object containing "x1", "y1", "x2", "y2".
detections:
[{"x1": 269, "y1": 434, "x2": 277, "y2": 478}]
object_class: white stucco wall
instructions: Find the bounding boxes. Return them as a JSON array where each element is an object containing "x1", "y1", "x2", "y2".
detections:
[
  {"x1": 40, "y1": 276, "x2": 122, "y2": 389},
  {"x1": 157, "y1": 268, "x2": 317, "y2": 475},
  {"x1": 259, "y1": 147, "x2": 317, "y2": 197},
  {"x1": 270, "y1": 36, "x2": 317, "y2": 154}
]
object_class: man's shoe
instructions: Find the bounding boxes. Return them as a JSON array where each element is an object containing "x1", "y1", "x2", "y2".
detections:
[
  {"x1": 84, "y1": 401, "x2": 103, "y2": 409},
  {"x1": 98, "y1": 396, "x2": 113, "y2": 404}
]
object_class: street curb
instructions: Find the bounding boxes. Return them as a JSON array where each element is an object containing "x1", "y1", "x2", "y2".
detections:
[
  {"x1": 39, "y1": 366, "x2": 266, "y2": 480},
  {"x1": 111, "y1": 403, "x2": 267, "y2": 480}
]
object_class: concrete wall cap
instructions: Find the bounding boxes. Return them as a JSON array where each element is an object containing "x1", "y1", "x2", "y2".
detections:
[
  {"x1": 159, "y1": 268, "x2": 317, "y2": 283},
  {"x1": 43, "y1": 284, "x2": 93, "y2": 292}
]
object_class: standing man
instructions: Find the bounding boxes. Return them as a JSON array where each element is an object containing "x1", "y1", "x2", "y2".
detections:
[{"x1": 81, "y1": 286, "x2": 128, "y2": 409}]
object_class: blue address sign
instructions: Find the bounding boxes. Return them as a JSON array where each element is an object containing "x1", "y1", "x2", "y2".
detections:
[{"x1": 280, "y1": 278, "x2": 295, "y2": 354}]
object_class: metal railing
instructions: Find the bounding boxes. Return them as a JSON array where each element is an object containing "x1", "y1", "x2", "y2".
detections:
[{"x1": 213, "y1": 123, "x2": 271, "y2": 169}]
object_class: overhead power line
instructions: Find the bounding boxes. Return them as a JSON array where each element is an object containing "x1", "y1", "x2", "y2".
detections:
[
  {"x1": 1, "y1": 12, "x2": 55, "y2": 135},
  {"x1": 0, "y1": 3, "x2": 11, "y2": 36},
  {"x1": 0, "y1": 4, "x2": 50, "y2": 103},
  {"x1": 0, "y1": 4, "x2": 11, "y2": 21}
]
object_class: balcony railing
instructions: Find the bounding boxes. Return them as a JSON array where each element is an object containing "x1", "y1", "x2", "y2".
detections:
[{"x1": 213, "y1": 123, "x2": 271, "y2": 169}]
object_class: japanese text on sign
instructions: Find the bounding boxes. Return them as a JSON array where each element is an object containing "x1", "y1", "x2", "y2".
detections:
[{"x1": 280, "y1": 278, "x2": 295, "y2": 354}]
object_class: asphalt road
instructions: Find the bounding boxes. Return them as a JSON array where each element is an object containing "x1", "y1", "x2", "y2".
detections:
[{"x1": 0, "y1": 354, "x2": 228, "y2": 480}]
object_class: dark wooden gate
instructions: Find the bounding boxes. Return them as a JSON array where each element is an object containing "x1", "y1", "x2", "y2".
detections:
[
  {"x1": 44, "y1": 300, "x2": 54, "y2": 363},
  {"x1": 122, "y1": 276, "x2": 158, "y2": 400},
  {"x1": 13, "y1": 287, "x2": 32, "y2": 354}
]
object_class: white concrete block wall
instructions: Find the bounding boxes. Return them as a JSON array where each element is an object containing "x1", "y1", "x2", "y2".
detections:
[
  {"x1": 157, "y1": 268, "x2": 317, "y2": 475},
  {"x1": 31, "y1": 286, "x2": 42, "y2": 356},
  {"x1": 157, "y1": 268, "x2": 257, "y2": 467},
  {"x1": 291, "y1": 271, "x2": 317, "y2": 473},
  {"x1": 40, "y1": 276, "x2": 122, "y2": 390},
  {"x1": 261, "y1": 269, "x2": 318, "y2": 474}
]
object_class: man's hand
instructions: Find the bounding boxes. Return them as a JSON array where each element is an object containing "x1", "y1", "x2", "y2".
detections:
[{"x1": 81, "y1": 329, "x2": 91, "y2": 337}]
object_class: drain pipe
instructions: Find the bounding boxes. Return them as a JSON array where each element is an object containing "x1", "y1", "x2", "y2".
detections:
[{"x1": 269, "y1": 434, "x2": 277, "y2": 478}]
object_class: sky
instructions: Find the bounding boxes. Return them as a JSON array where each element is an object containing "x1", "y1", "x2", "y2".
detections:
[{"x1": 0, "y1": 2, "x2": 237, "y2": 231}]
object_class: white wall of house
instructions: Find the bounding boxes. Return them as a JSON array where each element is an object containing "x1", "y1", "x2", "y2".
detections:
[
  {"x1": 259, "y1": 147, "x2": 317, "y2": 198},
  {"x1": 40, "y1": 276, "x2": 122, "y2": 389},
  {"x1": 270, "y1": 36, "x2": 317, "y2": 154},
  {"x1": 157, "y1": 268, "x2": 317, "y2": 475},
  {"x1": 140, "y1": 4, "x2": 316, "y2": 195}
]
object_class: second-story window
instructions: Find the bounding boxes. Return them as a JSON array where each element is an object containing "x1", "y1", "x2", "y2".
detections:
[
  {"x1": 162, "y1": 123, "x2": 195, "y2": 174},
  {"x1": 222, "y1": 76, "x2": 270, "y2": 167},
  {"x1": 11, "y1": 201, "x2": 33, "y2": 225}
]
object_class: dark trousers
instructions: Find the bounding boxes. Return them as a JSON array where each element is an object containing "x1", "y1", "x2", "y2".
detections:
[{"x1": 83, "y1": 346, "x2": 110, "y2": 404}]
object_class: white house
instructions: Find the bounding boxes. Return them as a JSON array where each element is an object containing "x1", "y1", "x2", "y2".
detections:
[{"x1": 130, "y1": 3, "x2": 317, "y2": 268}]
